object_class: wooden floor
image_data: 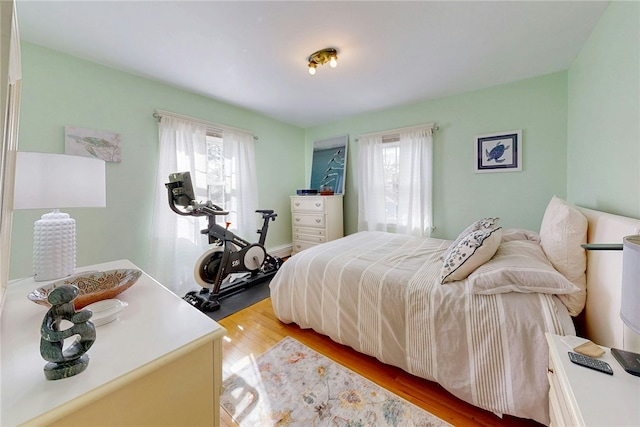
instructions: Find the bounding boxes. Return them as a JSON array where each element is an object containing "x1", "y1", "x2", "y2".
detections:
[{"x1": 217, "y1": 298, "x2": 543, "y2": 427}]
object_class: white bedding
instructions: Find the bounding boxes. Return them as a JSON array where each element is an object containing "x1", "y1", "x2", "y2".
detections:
[{"x1": 270, "y1": 231, "x2": 575, "y2": 425}]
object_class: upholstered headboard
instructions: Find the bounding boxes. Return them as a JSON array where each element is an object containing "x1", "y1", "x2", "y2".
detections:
[{"x1": 578, "y1": 206, "x2": 640, "y2": 349}]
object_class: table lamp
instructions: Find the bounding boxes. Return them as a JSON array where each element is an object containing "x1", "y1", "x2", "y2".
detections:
[
  {"x1": 13, "y1": 152, "x2": 106, "y2": 281},
  {"x1": 621, "y1": 236, "x2": 640, "y2": 337},
  {"x1": 583, "y1": 235, "x2": 640, "y2": 376}
]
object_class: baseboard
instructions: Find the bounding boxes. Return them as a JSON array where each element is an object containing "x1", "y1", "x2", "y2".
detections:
[{"x1": 267, "y1": 243, "x2": 293, "y2": 259}]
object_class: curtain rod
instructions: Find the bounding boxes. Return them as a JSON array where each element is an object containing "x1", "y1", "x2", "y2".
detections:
[
  {"x1": 153, "y1": 109, "x2": 258, "y2": 140},
  {"x1": 355, "y1": 122, "x2": 438, "y2": 142}
]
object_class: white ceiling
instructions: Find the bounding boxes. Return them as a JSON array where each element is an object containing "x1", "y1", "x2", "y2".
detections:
[{"x1": 16, "y1": 1, "x2": 610, "y2": 128}]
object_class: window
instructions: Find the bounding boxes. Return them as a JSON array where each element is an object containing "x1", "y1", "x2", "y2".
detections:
[
  {"x1": 205, "y1": 133, "x2": 225, "y2": 206},
  {"x1": 382, "y1": 140, "x2": 400, "y2": 225},
  {"x1": 150, "y1": 113, "x2": 259, "y2": 292},
  {"x1": 357, "y1": 126, "x2": 433, "y2": 237}
]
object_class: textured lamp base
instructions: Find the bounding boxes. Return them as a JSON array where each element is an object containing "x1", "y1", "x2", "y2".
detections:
[{"x1": 33, "y1": 210, "x2": 76, "y2": 282}]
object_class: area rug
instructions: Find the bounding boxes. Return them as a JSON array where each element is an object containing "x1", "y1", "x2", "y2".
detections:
[{"x1": 221, "y1": 337, "x2": 451, "y2": 427}]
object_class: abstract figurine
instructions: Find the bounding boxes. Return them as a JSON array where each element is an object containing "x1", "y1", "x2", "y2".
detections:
[{"x1": 40, "y1": 285, "x2": 96, "y2": 380}]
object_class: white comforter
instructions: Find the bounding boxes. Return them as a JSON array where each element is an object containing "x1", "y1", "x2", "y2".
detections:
[{"x1": 270, "y1": 231, "x2": 575, "y2": 425}]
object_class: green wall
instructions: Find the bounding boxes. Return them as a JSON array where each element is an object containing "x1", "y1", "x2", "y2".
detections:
[
  {"x1": 11, "y1": 1, "x2": 639, "y2": 280},
  {"x1": 10, "y1": 42, "x2": 304, "y2": 280},
  {"x1": 567, "y1": 1, "x2": 640, "y2": 218},
  {"x1": 305, "y1": 72, "x2": 569, "y2": 240}
]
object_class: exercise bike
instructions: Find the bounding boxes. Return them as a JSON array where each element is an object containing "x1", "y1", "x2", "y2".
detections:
[{"x1": 166, "y1": 171, "x2": 282, "y2": 312}]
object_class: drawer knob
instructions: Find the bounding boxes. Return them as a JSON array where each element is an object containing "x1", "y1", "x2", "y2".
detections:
[
  {"x1": 315, "y1": 218, "x2": 321, "y2": 223},
  {"x1": 315, "y1": 203, "x2": 321, "y2": 207},
  {"x1": 295, "y1": 202, "x2": 300, "y2": 206},
  {"x1": 295, "y1": 218, "x2": 300, "y2": 222}
]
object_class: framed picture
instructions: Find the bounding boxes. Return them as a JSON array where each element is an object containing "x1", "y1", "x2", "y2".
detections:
[
  {"x1": 65, "y1": 126, "x2": 121, "y2": 163},
  {"x1": 474, "y1": 130, "x2": 522, "y2": 173},
  {"x1": 310, "y1": 135, "x2": 348, "y2": 194}
]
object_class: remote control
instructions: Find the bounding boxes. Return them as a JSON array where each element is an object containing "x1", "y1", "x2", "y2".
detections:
[{"x1": 568, "y1": 351, "x2": 613, "y2": 375}]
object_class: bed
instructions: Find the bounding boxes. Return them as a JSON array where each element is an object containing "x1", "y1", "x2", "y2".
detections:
[{"x1": 269, "y1": 196, "x2": 640, "y2": 425}]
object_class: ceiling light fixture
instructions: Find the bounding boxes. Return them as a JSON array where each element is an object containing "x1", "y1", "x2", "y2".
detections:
[{"x1": 307, "y1": 48, "x2": 338, "y2": 75}]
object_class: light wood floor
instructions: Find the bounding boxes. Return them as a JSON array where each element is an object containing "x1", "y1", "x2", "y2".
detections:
[{"x1": 217, "y1": 298, "x2": 543, "y2": 427}]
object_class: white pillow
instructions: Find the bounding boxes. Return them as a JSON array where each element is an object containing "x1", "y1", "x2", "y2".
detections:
[
  {"x1": 539, "y1": 196, "x2": 588, "y2": 316},
  {"x1": 468, "y1": 240, "x2": 580, "y2": 295},
  {"x1": 440, "y1": 227, "x2": 502, "y2": 284},
  {"x1": 443, "y1": 217, "x2": 500, "y2": 260}
]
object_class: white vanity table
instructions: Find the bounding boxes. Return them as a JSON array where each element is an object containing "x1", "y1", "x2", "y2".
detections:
[{"x1": 1, "y1": 259, "x2": 227, "y2": 426}]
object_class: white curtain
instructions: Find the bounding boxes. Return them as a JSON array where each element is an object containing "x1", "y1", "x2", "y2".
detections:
[
  {"x1": 357, "y1": 134, "x2": 388, "y2": 232},
  {"x1": 147, "y1": 116, "x2": 259, "y2": 295},
  {"x1": 358, "y1": 127, "x2": 433, "y2": 237},
  {"x1": 147, "y1": 116, "x2": 209, "y2": 295},
  {"x1": 222, "y1": 129, "x2": 259, "y2": 239}
]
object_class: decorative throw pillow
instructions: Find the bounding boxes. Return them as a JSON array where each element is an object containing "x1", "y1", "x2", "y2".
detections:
[
  {"x1": 443, "y1": 217, "x2": 500, "y2": 260},
  {"x1": 468, "y1": 240, "x2": 580, "y2": 295},
  {"x1": 440, "y1": 227, "x2": 503, "y2": 284},
  {"x1": 539, "y1": 196, "x2": 588, "y2": 316}
]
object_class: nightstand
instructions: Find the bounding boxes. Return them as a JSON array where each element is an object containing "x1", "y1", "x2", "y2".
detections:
[{"x1": 545, "y1": 333, "x2": 640, "y2": 426}]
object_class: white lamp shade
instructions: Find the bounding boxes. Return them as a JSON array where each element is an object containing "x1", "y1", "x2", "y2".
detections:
[
  {"x1": 621, "y1": 235, "x2": 640, "y2": 335},
  {"x1": 13, "y1": 152, "x2": 106, "y2": 281},
  {"x1": 13, "y1": 152, "x2": 106, "y2": 209}
]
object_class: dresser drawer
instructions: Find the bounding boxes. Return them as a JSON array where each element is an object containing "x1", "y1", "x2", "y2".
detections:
[
  {"x1": 291, "y1": 197, "x2": 325, "y2": 212},
  {"x1": 294, "y1": 232, "x2": 327, "y2": 244},
  {"x1": 548, "y1": 368, "x2": 574, "y2": 426},
  {"x1": 293, "y1": 226, "x2": 326, "y2": 238},
  {"x1": 292, "y1": 213, "x2": 325, "y2": 228},
  {"x1": 292, "y1": 239, "x2": 321, "y2": 253}
]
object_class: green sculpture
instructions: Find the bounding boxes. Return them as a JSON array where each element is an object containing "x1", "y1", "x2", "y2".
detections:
[{"x1": 40, "y1": 285, "x2": 96, "y2": 380}]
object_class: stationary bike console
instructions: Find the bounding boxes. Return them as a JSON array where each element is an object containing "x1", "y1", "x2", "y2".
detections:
[{"x1": 166, "y1": 171, "x2": 282, "y2": 312}]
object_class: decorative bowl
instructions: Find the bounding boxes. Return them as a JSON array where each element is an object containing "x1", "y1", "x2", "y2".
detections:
[
  {"x1": 84, "y1": 299, "x2": 128, "y2": 326},
  {"x1": 28, "y1": 269, "x2": 142, "y2": 309}
]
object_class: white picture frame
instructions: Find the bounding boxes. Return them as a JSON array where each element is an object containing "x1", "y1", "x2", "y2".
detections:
[{"x1": 474, "y1": 130, "x2": 522, "y2": 173}]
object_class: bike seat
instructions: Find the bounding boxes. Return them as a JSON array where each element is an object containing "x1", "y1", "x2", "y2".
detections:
[{"x1": 256, "y1": 209, "x2": 274, "y2": 215}]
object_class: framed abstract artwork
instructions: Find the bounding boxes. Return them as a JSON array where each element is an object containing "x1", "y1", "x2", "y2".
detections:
[
  {"x1": 474, "y1": 130, "x2": 522, "y2": 173},
  {"x1": 310, "y1": 135, "x2": 348, "y2": 194}
]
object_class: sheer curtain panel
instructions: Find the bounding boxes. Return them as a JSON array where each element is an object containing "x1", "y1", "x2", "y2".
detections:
[
  {"x1": 396, "y1": 128, "x2": 433, "y2": 237},
  {"x1": 148, "y1": 116, "x2": 209, "y2": 295},
  {"x1": 222, "y1": 129, "x2": 259, "y2": 239},
  {"x1": 357, "y1": 127, "x2": 433, "y2": 237},
  {"x1": 357, "y1": 134, "x2": 388, "y2": 232}
]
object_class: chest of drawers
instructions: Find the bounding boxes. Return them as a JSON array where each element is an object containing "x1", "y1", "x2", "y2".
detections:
[{"x1": 291, "y1": 195, "x2": 343, "y2": 254}]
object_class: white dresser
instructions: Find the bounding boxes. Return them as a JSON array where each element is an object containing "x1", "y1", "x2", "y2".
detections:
[
  {"x1": 1, "y1": 259, "x2": 227, "y2": 427},
  {"x1": 291, "y1": 195, "x2": 344, "y2": 254}
]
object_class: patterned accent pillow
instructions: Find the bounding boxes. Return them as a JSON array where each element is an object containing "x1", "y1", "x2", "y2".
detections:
[
  {"x1": 443, "y1": 217, "x2": 500, "y2": 260},
  {"x1": 440, "y1": 227, "x2": 503, "y2": 284}
]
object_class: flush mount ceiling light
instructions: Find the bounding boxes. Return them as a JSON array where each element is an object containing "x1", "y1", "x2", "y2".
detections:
[{"x1": 307, "y1": 48, "x2": 338, "y2": 75}]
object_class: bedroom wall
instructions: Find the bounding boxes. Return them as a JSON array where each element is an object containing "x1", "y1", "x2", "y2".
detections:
[
  {"x1": 9, "y1": 42, "x2": 304, "y2": 280},
  {"x1": 567, "y1": 1, "x2": 640, "y2": 219},
  {"x1": 305, "y1": 72, "x2": 569, "y2": 240}
]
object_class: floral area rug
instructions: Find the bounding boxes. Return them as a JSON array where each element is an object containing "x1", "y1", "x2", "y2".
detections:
[{"x1": 221, "y1": 336, "x2": 451, "y2": 427}]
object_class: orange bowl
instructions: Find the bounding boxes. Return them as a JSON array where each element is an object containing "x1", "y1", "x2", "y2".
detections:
[{"x1": 28, "y1": 269, "x2": 142, "y2": 309}]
